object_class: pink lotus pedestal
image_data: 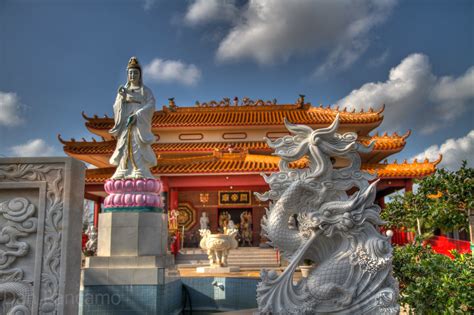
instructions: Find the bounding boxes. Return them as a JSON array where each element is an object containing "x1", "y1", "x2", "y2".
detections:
[{"x1": 103, "y1": 178, "x2": 163, "y2": 212}]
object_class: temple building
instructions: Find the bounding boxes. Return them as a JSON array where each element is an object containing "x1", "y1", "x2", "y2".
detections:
[{"x1": 60, "y1": 96, "x2": 440, "y2": 246}]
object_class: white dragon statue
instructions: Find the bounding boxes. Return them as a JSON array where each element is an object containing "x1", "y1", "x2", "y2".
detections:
[{"x1": 256, "y1": 115, "x2": 399, "y2": 314}]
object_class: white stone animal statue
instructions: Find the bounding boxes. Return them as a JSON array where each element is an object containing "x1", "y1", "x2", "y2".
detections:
[
  {"x1": 256, "y1": 115, "x2": 399, "y2": 314},
  {"x1": 199, "y1": 229, "x2": 238, "y2": 267}
]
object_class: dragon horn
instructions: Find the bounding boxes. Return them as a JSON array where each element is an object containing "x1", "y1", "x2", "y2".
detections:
[{"x1": 311, "y1": 114, "x2": 340, "y2": 137}]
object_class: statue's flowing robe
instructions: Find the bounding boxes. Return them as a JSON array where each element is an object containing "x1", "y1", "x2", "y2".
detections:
[{"x1": 109, "y1": 85, "x2": 157, "y2": 178}]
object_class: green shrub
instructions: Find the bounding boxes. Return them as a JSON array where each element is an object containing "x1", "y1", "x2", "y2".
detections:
[{"x1": 392, "y1": 241, "x2": 473, "y2": 314}]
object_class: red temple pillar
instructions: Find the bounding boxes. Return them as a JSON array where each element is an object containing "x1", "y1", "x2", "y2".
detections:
[
  {"x1": 170, "y1": 188, "x2": 178, "y2": 210},
  {"x1": 93, "y1": 199, "x2": 102, "y2": 228},
  {"x1": 160, "y1": 176, "x2": 169, "y2": 193},
  {"x1": 377, "y1": 195, "x2": 386, "y2": 209},
  {"x1": 405, "y1": 179, "x2": 413, "y2": 192}
]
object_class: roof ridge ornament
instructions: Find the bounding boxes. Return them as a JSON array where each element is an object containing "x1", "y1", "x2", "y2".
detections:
[
  {"x1": 401, "y1": 129, "x2": 412, "y2": 140},
  {"x1": 195, "y1": 97, "x2": 278, "y2": 108},
  {"x1": 57, "y1": 134, "x2": 67, "y2": 144},
  {"x1": 377, "y1": 104, "x2": 386, "y2": 114},
  {"x1": 296, "y1": 94, "x2": 305, "y2": 108},
  {"x1": 81, "y1": 111, "x2": 92, "y2": 121}
]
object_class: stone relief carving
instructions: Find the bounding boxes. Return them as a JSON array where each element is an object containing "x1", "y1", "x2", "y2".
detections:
[
  {"x1": 0, "y1": 197, "x2": 37, "y2": 315},
  {"x1": 255, "y1": 115, "x2": 399, "y2": 314},
  {"x1": 0, "y1": 163, "x2": 64, "y2": 314}
]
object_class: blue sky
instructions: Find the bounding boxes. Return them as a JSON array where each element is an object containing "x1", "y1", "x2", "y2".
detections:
[{"x1": 0, "y1": 0, "x2": 472, "y2": 170}]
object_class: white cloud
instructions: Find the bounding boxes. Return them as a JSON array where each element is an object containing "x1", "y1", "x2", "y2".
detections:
[
  {"x1": 143, "y1": 58, "x2": 202, "y2": 86},
  {"x1": 9, "y1": 139, "x2": 57, "y2": 157},
  {"x1": 185, "y1": 0, "x2": 238, "y2": 25},
  {"x1": 412, "y1": 130, "x2": 474, "y2": 171},
  {"x1": 337, "y1": 53, "x2": 474, "y2": 133},
  {"x1": 368, "y1": 50, "x2": 390, "y2": 67},
  {"x1": 0, "y1": 91, "x2": 25, "y2": 127},
  {"x1": 200, "y1": 0, "x2": 396, "y2": 71},
  {"x1": 431, "y1": 66, "x2": 474, "y2": 121},
  {"x1": 143, "y1": 0, "x2": 156, "y2": 11}
]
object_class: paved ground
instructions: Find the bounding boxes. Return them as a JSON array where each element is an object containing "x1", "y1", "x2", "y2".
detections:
[{"x1": 177, "y1": 267, "x2": 303, "y2": 282}]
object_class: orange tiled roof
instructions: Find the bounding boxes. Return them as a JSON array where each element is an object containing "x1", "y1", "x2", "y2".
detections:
[
  {"x1": 84, "y1": 153, "x2": 440, "y2": 184},
  {"x1": 59, "y1": 138, "x2": 270, "y2": 155},
  {"x1": 363, "y1": 157, "x2": 442, "y2": 178},
  {"x1": 59, "y1": 131, "x2": 408, "y2": 156},
  {"x1": 82, "y1": 99, "x2": 384, "y2": 131}
]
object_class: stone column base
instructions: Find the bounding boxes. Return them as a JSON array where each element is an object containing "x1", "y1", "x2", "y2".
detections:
[{"x1": 97, "y1": 212, "x2": 168, "y2": 257}]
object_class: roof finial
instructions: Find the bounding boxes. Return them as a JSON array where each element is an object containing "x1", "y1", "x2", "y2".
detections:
[
  {"x1": 401, "y1": 130, "x2": 412, "y2": 140},
  {"x1": 81, "y1": 111, "x2": 92, "y2": 121},
  {"x1": 168, "y1": 97, "x2": 177, "y2": 111},
  {"x1": 57, "y1": 134, "x2": 67, "y2": 144},
  {"x1": 376, "y1": 104, "x2": 386, "y2": 114},
  {"x1": 296, "y1": 94, "x2": 305, "y2": 108}
]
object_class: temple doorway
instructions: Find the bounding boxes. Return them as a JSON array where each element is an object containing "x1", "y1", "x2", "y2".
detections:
[
  {"x1": 218, "y1": 208, "x2": 251, "y2": 228},
  {"x1": 218, "y1": 208, "x2": 254, "y2": 246}
]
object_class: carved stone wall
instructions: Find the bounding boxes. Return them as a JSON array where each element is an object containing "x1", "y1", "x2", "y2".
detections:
[{"x1": 0, "y1": 157, "x2": 85, "y2": 315}]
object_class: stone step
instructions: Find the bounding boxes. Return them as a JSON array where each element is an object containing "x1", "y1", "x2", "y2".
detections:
[
  {"x1": 177, "y1": 263, "x2": 280, "y2": 268},
  {"x1": 228, "y1": 253, "x2": 277, "y2": 257},
  {"x1": 180, "y1": 247, "x2": 277, "y2": 253},
  {"x1": 179, "y1": 257, "x2": 278, "y2": 262},
  {"x1": 176, "y1": 247, "x2": 279, "y2": 268}
]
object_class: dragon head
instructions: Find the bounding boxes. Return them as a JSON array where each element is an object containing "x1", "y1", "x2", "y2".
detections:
[{"x1": 265, "y1": 114, "x2": 374, "y2": 180}]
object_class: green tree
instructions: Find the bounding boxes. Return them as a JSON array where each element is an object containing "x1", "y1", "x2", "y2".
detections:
[
  {"x1": 393, "y1": 241, "x2": 473, "y2": 314},
  {"x1": 382, "y1": 161, "x2": 473, "y2": 239}
]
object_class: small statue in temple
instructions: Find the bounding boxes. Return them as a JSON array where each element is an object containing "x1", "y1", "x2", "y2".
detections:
[
  {"x1": 218, "y1": 211, "x2": 230, "y2": 232},
  {"x1": 109, "y1": 56, "x2": 157, "y2": 179},
  {"x1": 200, "y1": 211, "x2": 210, "y2": 230},
  {"x1": 168, "y1": 208, "x2": 179, "y2": 231},
  {"x1": 240, "y1": 211, "x2": 253, "y2": 246},
  {"x1": 228, "y1": 219, "x2": 236, "y2": 230},
  {"x1": 85, "y1": 225, "x2": 98, "y2": 254}
]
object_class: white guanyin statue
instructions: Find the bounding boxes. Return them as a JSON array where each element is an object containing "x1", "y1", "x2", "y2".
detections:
[
  {"x1": 200, "y1": 211, "x2": 210, "y2": 230},
  {"x1": 109, "y1": 57, "x2": 157, "y2": 179},
  {"x1": 256, "y1": 115, "x2": 399, "y2": 314}
]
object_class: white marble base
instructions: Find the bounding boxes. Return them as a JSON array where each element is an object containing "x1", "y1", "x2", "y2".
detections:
[
  {"x1": 97, "y1": 212, "x2": 168, "y2": 256},
  {"x1": 83, "y1": 211, "x2": 177, "y2": 286},
  {"x1": 85, "y1": 254, "x2": 174, "y2": 268},
  {"x1": 82, "y1": 266, "x2": 179, "y2": 285},
  {"x1": 196, "y1": 266, "x2": 241, "y2": 273}
]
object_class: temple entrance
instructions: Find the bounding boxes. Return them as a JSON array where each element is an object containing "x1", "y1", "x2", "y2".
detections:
[
  {"x1": 218, "y1": 208, "x2": 252, "y2": 228},
  {"x1": 218, "y1": 208, "x2": 254, "y2": 246}
]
